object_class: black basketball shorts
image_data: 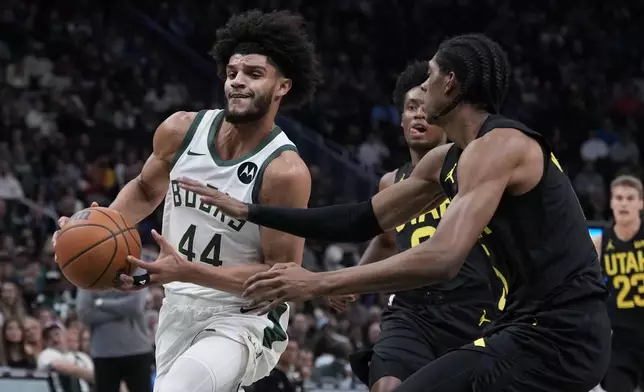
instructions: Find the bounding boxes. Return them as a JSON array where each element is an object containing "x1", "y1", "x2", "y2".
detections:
[{"x1": 363, "y1": 292, "x2": 496, "y2": 388}]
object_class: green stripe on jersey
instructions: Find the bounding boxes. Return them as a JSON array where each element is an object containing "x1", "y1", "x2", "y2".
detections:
[
  {"x1": 169, "y1": 110, "x2": 206, "y2": 170},
  {"x1": 251, "y1": 144, "x2": 299, "y2": 204},
  {"x1": 262, "y1": 303, "x2": 288, "y2": 349},
  {"x1": 207, "y1": 112, "x2": 284, "y2": 167}
]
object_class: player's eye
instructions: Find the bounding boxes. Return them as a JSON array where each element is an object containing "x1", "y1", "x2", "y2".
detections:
[{"x1": 227, "y1": 72, "x2": 237, "y2": 79}]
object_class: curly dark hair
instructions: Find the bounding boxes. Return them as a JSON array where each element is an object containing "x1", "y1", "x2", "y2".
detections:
[
  {"x1": 210, "y1": 10, "x2": 322, "y2": 109},
  {"x1": 392, "y1": 61, "x2": 429, "y2": 112},
  {"x1": 434, "y1": 33, "x2": 511, "y2": 117}
]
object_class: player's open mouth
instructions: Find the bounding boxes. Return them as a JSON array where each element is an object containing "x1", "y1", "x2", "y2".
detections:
[
  {"x1": 410, "y1": 123, "x2": 428, "y2": 135},
  {"x1": 229, "y1": 93, "x2": 252, "y2": 99}
]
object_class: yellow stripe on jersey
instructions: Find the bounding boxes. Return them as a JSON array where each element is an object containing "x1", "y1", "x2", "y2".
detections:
[{"x1": 493, "y1": 266, "x2": 508, "y2": 311}]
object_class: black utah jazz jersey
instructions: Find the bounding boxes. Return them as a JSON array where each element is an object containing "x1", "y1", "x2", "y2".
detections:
[
  {"x1": 601, "y1": 223, "x2": 644, "y2": 330},
  {"x1": 393, "y1": 162, "x2": 505, "y2": 308},
  {"x1": 439, "y1": 115, "x2": 607, "y2": 315}
]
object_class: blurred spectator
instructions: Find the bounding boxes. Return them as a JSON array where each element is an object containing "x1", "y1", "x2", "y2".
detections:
[
  {"x1": 574, "y1": 162, "x2": 607, "y2": 201},
  {"x1": 23, "y1": 316, "x2": 44, "y2": 359},
  {"x1": 0, "y1": 318, "x2": 36, "y2": 368},
  {"x1": 298, "y1": 348, "x2": 314, "y2": 383},
  {"x1": 0, "y1": 161, "x2": 24, "y2": 200},
  {"x1": 37, "y1": 323, "x2": 94, "y2": 392},
  {"x1": 79, "y1": 328, "x2": 90, "y2": 356},
  {"x1": 0, "y1": 0, "x2": 641, "y2": 391},
  {"x1": 0, "y1": 281, "x2": 27, "y2": 323},
  {"x1": 357, "y1": 134, "x2": 390, "y2": 170},
  {"x1": 580, "y1": 131, "x2": 610, "y2": 163},
  {"x1": 76, "y1": 289, "x2": 153, "y2": 392},
  {"x1": 248, "y1": 340, "x2": 304, "y2": 392},
  {"x1": 609, "y1": 131, "x2": 640, "y2": 165}
]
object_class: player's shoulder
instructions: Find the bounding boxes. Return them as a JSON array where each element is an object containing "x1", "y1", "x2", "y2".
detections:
[
  {"x1": 157, "y1": 111, "x2": 199, "y2": 137},
  {"x1": 257, "y1": 148, "x2": 311, "y2": 205},
  {"x1": 379, "y1": 170, "x2": 397, "y2": 191},
  {"x1": 465, "y1": 128, "x2": 535, "y2": 166},
  {"x1": 262, "y1": 148, "x2": 310, "y2": 188},
  {"x1": 153, "y1": 111, "x2": 200, "y2": 158},
  {"x1": 411, "y1": 142, "x2": 454, "y2": 183}
]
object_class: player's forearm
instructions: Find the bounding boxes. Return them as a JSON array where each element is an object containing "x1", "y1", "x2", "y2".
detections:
[
  {"x1": 315, "y1": 242, "x2": 459, "y2": 296},
  {"x1": 110, "y1": 178, "x2": 164, "y2": 225},
  {"x1": 246, "y1": 199, "x2": 383, "y2": 242},
  {"x1": 358, "y1": 235, "x2": 397, "y2": 266},
  {"x1": 182, "y1": 263, "x2": 272, "y2": 295}
]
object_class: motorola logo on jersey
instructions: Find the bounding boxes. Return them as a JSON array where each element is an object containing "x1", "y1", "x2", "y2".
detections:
[{"x1": 237, "y1": 162, "x2": 258, "y2": 184}]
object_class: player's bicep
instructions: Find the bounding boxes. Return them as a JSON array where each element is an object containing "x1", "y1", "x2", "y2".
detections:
[
  {"x1": 258, "y1": 150, "x2": 311, "y2": 266},
  {"x1": 372, "y1": 145, "x2": 449, "y2": 231},
  {"x1": 135, "y1": 111, "x2": 196, "y2": 202},
  {"x1": 430, "y1": 137, "x2": 518, "y2": 265}
]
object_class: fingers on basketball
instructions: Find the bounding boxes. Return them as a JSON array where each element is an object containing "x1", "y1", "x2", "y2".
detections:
[{"x1": 55, "y1": 207, "x2": 141, "y2": 290}]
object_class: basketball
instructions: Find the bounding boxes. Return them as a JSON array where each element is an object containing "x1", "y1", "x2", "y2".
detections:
[{"x1": 55, "y1": 207, "x2": 141, "y2": 290}]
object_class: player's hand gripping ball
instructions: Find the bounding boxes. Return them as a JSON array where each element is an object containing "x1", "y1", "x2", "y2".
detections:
[{"x1": 54, "y1": 205, "x2": 141, "y2": 290}]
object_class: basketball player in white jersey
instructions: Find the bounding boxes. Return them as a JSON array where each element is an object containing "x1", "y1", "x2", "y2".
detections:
[{"x1": 53, "y1": 10, "x2": 324, "y2": 392}]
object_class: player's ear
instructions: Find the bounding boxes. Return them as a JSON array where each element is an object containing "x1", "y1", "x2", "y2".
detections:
[
  {"x1": 444, "y1": 71, "x2": 457, "y2": 96},
  {"x1": 275, "y1": 77, "x2": 292, "y2": 99}
]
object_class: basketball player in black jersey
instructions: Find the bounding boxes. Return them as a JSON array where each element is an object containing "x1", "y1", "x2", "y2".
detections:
[
  {"x1": 179, "y1": 34, "x2": 611, "y2": 391},
  {"x1": 351, "y1": 61, "x2": 501, "y2": 392},
  {"x1": 593, "y1": 175, "x2": 644, "y2": 392}
]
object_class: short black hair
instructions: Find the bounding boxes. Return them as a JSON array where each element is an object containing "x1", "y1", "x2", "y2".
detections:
[
  {"x1": 434, "y1": 34, "x2": 510, "y2": 116},
  {"x1": 42, "y1": 323, "x2": 62, "y2": 342},
  {"x1": 211, "y1": 10, "x2": 322, "y2": 109},
  {"x1": 392, "y1": 61, "x2": 429, "y2": 112}
]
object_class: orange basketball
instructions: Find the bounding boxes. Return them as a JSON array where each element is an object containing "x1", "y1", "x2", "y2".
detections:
[{"x1": 55, "y1": 207, "x2": 141, "y2": 290}]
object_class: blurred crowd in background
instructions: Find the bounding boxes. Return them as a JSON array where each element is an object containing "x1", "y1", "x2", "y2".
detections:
[{"x1": 0, "y1": 0, "x2": 643, "y2": 390}]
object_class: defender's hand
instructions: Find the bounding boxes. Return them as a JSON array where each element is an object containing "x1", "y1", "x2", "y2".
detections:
[
  {"x1": 327, "y1": 295, "x2": 356, "y2": 313},
  {"x1": 177, "y1": 177, "x2": 249, "y2": 220},
  {"x1": 52, "y1": 202, "x2": 99, "y2": 261},
  {"x1": 118, "y1": 230, "x2": 190, "y2": 290},
  {"x1": 242, "y1": 263, "x2": 320, "y2": 315}
]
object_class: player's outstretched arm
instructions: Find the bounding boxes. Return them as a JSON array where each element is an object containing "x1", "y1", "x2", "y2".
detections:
[
  {"x1": 241, "y1": 130, "x2": 530, "y2": 310},
  {"x1": 178, "y1": 144, "x2": 450, "y2": 243},
  {"x1": 359, "y1": 171, "x2": 399, "y2": 266},
  {"x1": 309, "y1": 129, "x2": 531, "y2": 295},
  {"x1": 110, "y1": 111, "x2": 195, "y2": 225}
]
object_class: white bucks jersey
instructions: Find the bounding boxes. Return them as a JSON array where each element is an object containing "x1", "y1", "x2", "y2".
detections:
[{"x1": 162, "y1": 109, "x2": 297, "y2": 305}]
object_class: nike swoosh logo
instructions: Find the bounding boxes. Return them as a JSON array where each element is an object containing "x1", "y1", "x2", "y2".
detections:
[{"x1": 187, "y1": 150, "x2": 205, "y2": 156}]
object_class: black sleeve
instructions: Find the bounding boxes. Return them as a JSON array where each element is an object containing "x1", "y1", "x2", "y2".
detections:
[{"x1": 246, "y1": 199, "x2": 384, "y2": 242}]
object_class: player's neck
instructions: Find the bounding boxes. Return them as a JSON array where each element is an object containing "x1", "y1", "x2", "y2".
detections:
[
  {"x1": 443, "y1": 107, "x2": 489, "y2": 149},
  {"x1": 614, "y1": 217, "x2": 641, "y2": 241},
  {"x1": 218, "y1": 115, "x2": 277, "y2": 160},
  {"x1": 408, "y1": 148, "x2": 428, "y2": 167}
]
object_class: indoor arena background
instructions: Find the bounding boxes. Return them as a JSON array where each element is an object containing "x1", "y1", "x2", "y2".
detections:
[{"x1": 0, "y1": 0, "x2": 642, "y2": 391}]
